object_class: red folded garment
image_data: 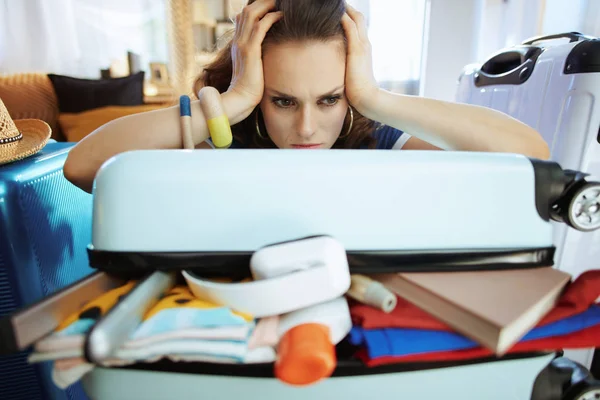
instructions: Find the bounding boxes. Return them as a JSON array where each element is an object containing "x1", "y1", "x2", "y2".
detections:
[
  {"x1": 538, "y1": 269, "x2": 600, "y2": 325},
  {"x1": 350, "y1": 270, "x2": 600, "y2": 331},
  {"x1": 355, "y1": 306, "x2": 600, "y2": 367}
]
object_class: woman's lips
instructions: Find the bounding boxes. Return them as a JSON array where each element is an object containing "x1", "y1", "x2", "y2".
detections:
[{"x1": 291, "y1": 144, "x2": 322, "y2": 149}]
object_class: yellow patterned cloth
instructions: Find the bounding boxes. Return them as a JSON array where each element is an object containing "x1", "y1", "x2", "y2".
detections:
[{"x1": 143, "y1": 285, "x2": 253, "y2": 322}]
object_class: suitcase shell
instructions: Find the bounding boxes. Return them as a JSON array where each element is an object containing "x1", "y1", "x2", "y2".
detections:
[
  {"x1": 81, "y1": 352, "x2": 557, "y2": 400},
  {"x1": 80, "y1": 149, "x2": 584, "y2": 398},
  {"x1": 455, "y1": 32, "x2": 600, "y2": 279},
  {"x1": 86, "y1": 148, "x2": 590, "y2": 276},
  {"x1": 0, "y1": 142, "x2": 93, "y2": 400},
  {"x1": 1, "y1": 146, "x2": 594, "y2": 399}
]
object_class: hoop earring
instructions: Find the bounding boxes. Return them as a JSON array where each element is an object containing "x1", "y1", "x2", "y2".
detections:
[
  {"x1": 255, "y1": 110, "x2": 267, "y2": 140},
  {"x1": 339, "y1": 106, "x2": 354, "y2": 139}
]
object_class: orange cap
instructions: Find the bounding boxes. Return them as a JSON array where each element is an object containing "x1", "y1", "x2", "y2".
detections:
[{"x1": 274, "y1": 323, "x2": 336, "y2": 386}]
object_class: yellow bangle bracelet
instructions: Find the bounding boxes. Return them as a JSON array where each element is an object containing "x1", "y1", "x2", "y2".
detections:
[{"x1": 207, "y1": 115, "x2": 233, "y2": 149}]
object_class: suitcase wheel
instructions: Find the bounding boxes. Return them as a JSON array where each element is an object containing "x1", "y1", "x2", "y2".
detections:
[
  {"x1": 561, "y1": 383, "x2": 600, "y2": 400},
  {"x1": 565, "y1": 181, "x2": 600, "y2": 232}
]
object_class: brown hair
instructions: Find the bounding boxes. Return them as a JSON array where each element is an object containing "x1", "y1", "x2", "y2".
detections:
[{"x1": 194, "y1": 0, "x2": 379, "y2": 149}]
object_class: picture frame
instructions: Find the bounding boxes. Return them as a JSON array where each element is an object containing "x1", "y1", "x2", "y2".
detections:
[{"x1": 149, "y1": 62, "x2": 169, "y2": 85}]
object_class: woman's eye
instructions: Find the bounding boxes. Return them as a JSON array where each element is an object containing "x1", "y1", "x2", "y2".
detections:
[
  {"x1": 273, "y1": 98, "x2": 294, "y2": 108},
  {"x1": 321, "y1": 96, "x2": 340, "y2": 106}
]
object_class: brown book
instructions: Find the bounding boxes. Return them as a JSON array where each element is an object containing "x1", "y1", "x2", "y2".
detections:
[{"x1": 372, "y1": 267, "x2": 571, "y2": 355}]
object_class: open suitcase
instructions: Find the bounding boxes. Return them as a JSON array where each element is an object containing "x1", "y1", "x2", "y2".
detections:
[
  {"x1": 3, "y1": 149, "x2": 600, "y2": 399},
  {"x1": 454, "y1": 32, "x2": 600, "y2": 280},
  {"x1": 0, "y1": 141, "x2": 94, "y2": 400}
]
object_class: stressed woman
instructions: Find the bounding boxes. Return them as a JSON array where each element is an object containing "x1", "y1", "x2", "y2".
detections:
[{"x1": 64, "y1": 0, "x2": 550, "y2": 193}]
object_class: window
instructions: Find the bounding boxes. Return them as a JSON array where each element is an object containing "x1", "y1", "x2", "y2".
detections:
[
  {"x1": 71, "y1": 0, "x2": 169, "y2": 78},
  {"x1": 0, "y1": 0, "x2": 168, "y2": 78},
  {"x1": 1, "y1": 0, "x2": 429, "y2": 95},
  {"x1": 347, "y1": 0, "x2": 428, "y2": 95}
]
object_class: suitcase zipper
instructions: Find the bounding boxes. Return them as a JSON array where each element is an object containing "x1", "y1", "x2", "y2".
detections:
[{"x1": 87, "y1": 246, "x2": 556, "y2": 278}]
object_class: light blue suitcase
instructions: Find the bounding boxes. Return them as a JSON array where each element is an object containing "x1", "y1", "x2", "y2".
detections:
[
  {"x1": 3, "y1": 147, "x2": 600, "y2": 399},
  {"x1": 0, "y1": 141, "x2": 93, "y2": 400},
  {"x1": 81, "y1": 149, "x2": 600, "y2": 399}
]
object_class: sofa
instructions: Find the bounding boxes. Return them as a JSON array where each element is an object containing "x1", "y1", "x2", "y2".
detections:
[{"x1": 0, "y1": 72, "x2": 173, "y2": 142}]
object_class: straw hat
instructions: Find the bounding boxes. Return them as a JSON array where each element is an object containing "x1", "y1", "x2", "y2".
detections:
[{"x1": 0, "y1": 97, "x2": 51, "y2": 165}]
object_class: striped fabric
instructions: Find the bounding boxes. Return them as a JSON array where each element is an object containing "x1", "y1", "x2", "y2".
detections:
[{"x1": 0, "y1": 73, "x2": 63, "y2": 141}]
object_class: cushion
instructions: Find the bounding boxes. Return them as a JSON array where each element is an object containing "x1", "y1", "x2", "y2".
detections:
[
  {"x1": 58, "y1": 104, "x2": 165, "y2": 142},
  {"x1": 0, "y1": 73, "x2": 62, "y2": 140},
  {"x1": 48, "y1": 71, "x2": 145, "y2": 113}
]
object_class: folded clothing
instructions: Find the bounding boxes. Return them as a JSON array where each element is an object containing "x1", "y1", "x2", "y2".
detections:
[
  {"x1": 350, "y1": 305, "x2": 600, "y2": 358},
  {"x1": 29, "y1": 338, "x2": 267, "y2": 364},
  {"x1": 31, "y1": 284, "x2": 269, "y2": 365},
  {"x1": 355, "y1": 322, "x2": 600, "y2": 367},
  {"x1": 248, "y1": 316, "x2": 280, "y2": 350},
  {"x1": 52, "y1": 359, "x2": 95, "y2": 390},
  {"x1": 126, "y1": 285, "x2": 253, "y2": 348},
  {"x1": 49, "y1": 345, "x2": 277, "y2": 390},
  {"x1": 30, "y1": 282, "x2": 282, "y2": 389},
  {"x1": 35, "y1": 280, "x2": 138, "y2": 353},
  {"x1": 350, "y1": 270, "x2": 600, "y2": 331}
]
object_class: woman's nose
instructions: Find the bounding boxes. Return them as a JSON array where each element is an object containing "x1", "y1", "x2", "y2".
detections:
[{"x1": 296, "y1": 107, "x2": 316, "y2": 138}]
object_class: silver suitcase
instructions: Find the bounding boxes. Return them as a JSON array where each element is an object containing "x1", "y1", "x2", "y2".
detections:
[{"x1": 455, "y1": 32, "x2": 600, "y2": 280}]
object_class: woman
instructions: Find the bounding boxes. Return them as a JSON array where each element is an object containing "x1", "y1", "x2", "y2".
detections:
[{"x1": 64, "y1": 0, "x2": 549, "y2": 193}]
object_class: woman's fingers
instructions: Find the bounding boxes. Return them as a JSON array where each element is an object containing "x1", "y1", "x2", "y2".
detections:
[
  {"x1": 233, "y1": 13, "x2": 243, "y2": 41},
  {"x1": 237, "y1": 0, "x2": 277, "y2": 45},
  {"x1": 249, "y1": 11, "x2": 283, "y2": 48},
  {"x1": 341, "y1": 12, "x2": 360, "y2": 48},
  {"x1": 344, "y1": 4, "x2": 369, "y2": 44}
]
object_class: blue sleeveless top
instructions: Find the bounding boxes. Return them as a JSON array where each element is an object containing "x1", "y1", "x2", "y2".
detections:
[
  {"x1": 217, "y1": 125, "x2": 405, "y2": 150},
  {"x1": 372, "y1": 125, "x2": 405, "y2": 149}
]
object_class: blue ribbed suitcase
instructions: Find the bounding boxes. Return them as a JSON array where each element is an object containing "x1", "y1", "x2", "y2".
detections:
[{"x1": 0, "y1": 142, "x2": 93, "y2": 400}]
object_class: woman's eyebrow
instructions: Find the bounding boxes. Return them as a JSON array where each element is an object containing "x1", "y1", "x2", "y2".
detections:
[
  {"x1": 317, "y1": 85, "x2": 345, "y2": 98},
  {"x1": 266, "y1": 85, "x2": 345, "y2": 100}
]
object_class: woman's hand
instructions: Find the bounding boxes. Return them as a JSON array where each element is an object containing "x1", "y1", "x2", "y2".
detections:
[
  {"x1": 341, "y1": 4, "x2": 379, "y2": 115},
  {"x1": 227, "y1": 0, "x2": 282, "y2": 121}
]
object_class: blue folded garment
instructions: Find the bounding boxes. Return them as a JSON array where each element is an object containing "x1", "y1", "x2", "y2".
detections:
[{"x1": 349, "y1": 305, "x2": 600, "y2": 358}]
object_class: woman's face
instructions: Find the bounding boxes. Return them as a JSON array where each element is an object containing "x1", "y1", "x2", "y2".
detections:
[{"x1": 259, "y1": 39, "x2": 349, "y2": 149}]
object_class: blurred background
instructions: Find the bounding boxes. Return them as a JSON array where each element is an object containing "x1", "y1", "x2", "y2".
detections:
[
  {"x1": 1, "y1": 0, "x2": 598, "y2": 101},
  {"x1": 0, "y1": 0, "x2": 598, "y2": 142}
]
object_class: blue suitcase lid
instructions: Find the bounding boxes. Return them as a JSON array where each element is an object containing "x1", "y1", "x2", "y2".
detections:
[{"x1": 0, "y1": 141, "x2": 73, "y2": 180}]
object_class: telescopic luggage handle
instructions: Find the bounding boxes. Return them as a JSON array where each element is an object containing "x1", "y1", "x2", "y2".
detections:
[
  {"x1": 522, "y1": 32, "x2": 590, "y2": 45},
  {"x1": 474, "y1": 32, "x2": 593, "y2": 87}
]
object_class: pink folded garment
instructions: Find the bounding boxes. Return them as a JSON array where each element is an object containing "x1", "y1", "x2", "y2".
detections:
[{"x1": 248, "y1": 316, "x2": 280, "y2": 350}]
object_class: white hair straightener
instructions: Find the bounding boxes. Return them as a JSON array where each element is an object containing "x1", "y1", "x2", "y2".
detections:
[{"x1": 182, "y1": 235, "x2": 351, "y2": 317}]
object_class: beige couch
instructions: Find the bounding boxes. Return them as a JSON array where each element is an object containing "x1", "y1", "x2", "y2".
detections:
[{"x1": 0, "y1": 73, "x2": 171, "y2": 142}]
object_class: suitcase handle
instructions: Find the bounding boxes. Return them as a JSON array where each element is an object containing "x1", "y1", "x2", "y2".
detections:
[
  {"x1": 480, "y1": 46, "x2": 538, "y2": 75},
  {"x1": 522, "y1": 31, "x2": 587, "y2": 45},
  {"x1": 474, "y1": 46, "x2": 542, "y2": 87}
]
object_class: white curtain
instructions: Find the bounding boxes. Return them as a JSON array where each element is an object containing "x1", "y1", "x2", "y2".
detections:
[
  {"x1": 0, "y1": 0, "x2": 79, "y2": 74},
  {"x1": 0, "y1": 0, "x2": 168, "y2": 78}
]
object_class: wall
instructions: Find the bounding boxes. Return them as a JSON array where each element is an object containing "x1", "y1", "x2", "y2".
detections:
[
  {"x1": 421, "y1": 0, "x2": 598, "y2": 102},
  {"x1": 541, "y1": 0, "x2": 587, "y2": 35},
  {"x1": 420, "y1": 0, "x2": 481, "y2": 101},
  {"x1": 581, "y1": 0, "x2": 600, "y2": 36}
]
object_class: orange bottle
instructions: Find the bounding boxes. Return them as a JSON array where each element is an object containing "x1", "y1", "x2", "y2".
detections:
[
  {"x1": 273, "y1": 297, "x2": 351, "y2": 386},
  {"x1": 274, "y1": 323, "x2": 336, "y2": 386}
]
